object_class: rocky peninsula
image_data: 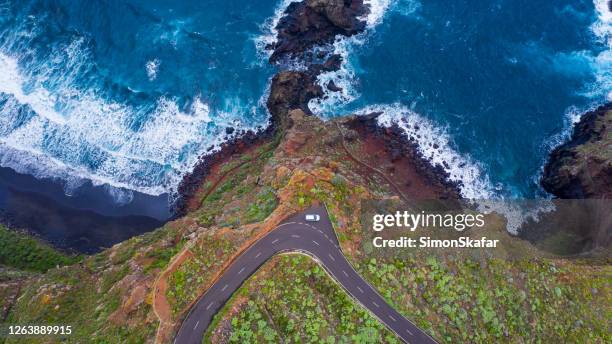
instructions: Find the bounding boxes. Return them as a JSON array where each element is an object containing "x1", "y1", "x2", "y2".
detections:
[
  {"x1": 268, "y1": 0, "x2": 368, "y2": 62},
  {"x1": 176, "y1": 0, "x2": 460, "y2": 213}
]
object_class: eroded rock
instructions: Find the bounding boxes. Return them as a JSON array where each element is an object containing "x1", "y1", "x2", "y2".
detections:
[{"x1": 541, "y1": 103, "x2": 612, "y2": 199}]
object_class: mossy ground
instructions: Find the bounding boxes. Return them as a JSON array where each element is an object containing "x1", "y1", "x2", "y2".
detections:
[
  {"x1": 0, "y1": 225, "x2": 80, "y2": 272},
  {"x1": 2, "y1": 222, "x2": 186, "y2": 344}
]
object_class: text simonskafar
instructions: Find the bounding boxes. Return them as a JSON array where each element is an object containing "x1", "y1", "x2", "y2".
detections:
[
  {"x1": 372, "y1": 236, "x2": 499, "y2": 248},
  {"x1": 371, "y1": 211, "x2": 499, "y2": 249}
]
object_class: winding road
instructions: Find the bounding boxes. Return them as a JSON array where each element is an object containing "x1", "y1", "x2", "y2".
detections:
[{"x1": 174, "y1": 206, "x2": 437, "y2": 344}]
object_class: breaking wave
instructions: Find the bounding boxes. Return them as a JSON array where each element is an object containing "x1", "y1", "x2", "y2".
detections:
[
  {"x1": 360, "y1": 104, "x2": 495, "y2": 199},
  {"x1": 589, "y1": 0, "x2": 612, "y2": 101},
  {"x1": 0, "y1": 45, "x2": 256, "y2": 197}
]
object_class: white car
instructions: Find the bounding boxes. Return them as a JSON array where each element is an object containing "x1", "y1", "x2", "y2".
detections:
[{"x1": 305, "y1": 214, "x2": 320, "y2": 222}]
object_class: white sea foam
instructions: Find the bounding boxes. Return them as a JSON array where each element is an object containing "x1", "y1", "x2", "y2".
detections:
[
  {"x1": 0, "y1": 46, "x2": 257, "y2": 196},
  {"x1": 362, "y1": 0, "x2": 394, "y2": 27},
  {"x1": 146, "y1": 59, "x2": 161, "y2": 81},
  {"x1": 253, "y1": 0, "x2": 406, "y2": 112},
  {"x1": 308, "y1": 1, "x2": 418, "y2": 116},
  {"x1": 256, "y1": 0, "x2": 496, "y2": 202},
  {"x1": 369, "y1": 102, "x2": 556, "y2": 234},
  {"x1": 475, "y1": 200, "x2": 556, "y2": 235},
  {"x1": 591, "y1": 0, "x2": 612, "y2": 100},
  {"x1": 308, "y1": 38, "x2": 360, "y2": 117},
  {"x1": 253, "y1": 0, "x2": 394, "y2": 114},
  {"x1": 546, "y1": 104, "x2": 593, "y2": 152},
  {"x1": 370, "y1": 103, "x2": 548, "y2": 235},
  {"x1": 545, "y1": 0, "x2": 612, "y2": 156},
  {"x1": 254, "y1": 0, "x2": 297, "y2": 60},
  {"x1": 592, "y1": 0, "x2": 612, "y2": 46},
  {"x1": 392, "y1": 0, "x2": 421, "y2": 17},
  {"x1": 355, "y1": 104, "x2": 495, "y2": 199},
  {"x1": 255, "y1": 0, "x2": 398, "y2": 59},
  {"x1": 0, "y1": 53, "x2": 67, "y2": 124}
]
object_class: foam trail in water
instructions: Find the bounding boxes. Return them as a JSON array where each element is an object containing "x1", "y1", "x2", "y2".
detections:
[
  {"x1": 354, "y1": 104, "x2": 495, "y2": 199},
  {"x1": 0, "y1": 47, "x2": 258, "y2": 196},
  {"x1": 589, "y1": 0, "x2": 612, "y2": 100},
  {"x1": 309, "y1": 1, "x2": 419, "y2": 116},
  {"x1": 146, "y1": 59, "x2": 161, "y2": 81},
  {"x1": 592, "y1": 1, "x2": 611, "y2": 45}
]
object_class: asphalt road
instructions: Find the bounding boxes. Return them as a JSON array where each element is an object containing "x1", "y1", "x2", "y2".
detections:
[{"x1": 174, "y1": 206, "x2": 437, "y2": 344}]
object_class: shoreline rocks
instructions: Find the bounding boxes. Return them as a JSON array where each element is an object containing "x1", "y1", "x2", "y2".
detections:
[
  {"x1": 173, "y1": 127, "x2": 276, "y2": 216},
  {"x1": 541, "y1": 103, "x2": 611, "y2": 199},
  {"x1": 344, "y1": 113, "x2": 462, "y2": 199},
  {"x1": 268, "y1": 0, "x2": 369, "y2": 63},
  {"x1": 176, "y1": 0, "x2": 462, "y2": 210}
]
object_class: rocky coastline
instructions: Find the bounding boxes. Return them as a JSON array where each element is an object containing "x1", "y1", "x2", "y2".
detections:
[
  {"x1": 344, "y1": 113, "x2": 462, "y2": 199},
  {"x1": 531, "y1": 103, "x2": 611, "y2": 253},
  {"x1": 176, "y1": 0, "x2": 462, "y2": 212},
  {"x1": 541, "y1": 103, "x2": 611, "y2": 199},
  {"x1": 173, "y1": 126, "x2": 277, "y2": 216}
]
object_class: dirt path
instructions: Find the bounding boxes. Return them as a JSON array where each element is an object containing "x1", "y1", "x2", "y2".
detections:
[
  {"x1": 152, "y1": 142, "x2": 290, "y2": 344},
  {"x1": 334, "y1": 122, "x2": 411, "y2": 203},
  {"x1": 152, "y1": 204, "x2": 295, "y2": 344},
  {"x1": 153, "y1": 244, "x2": 195, "y2": 344}
]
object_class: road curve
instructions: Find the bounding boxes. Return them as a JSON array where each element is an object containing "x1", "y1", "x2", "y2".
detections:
[{"x1": 174, "y1": 206, "x2": 437, "y2": 344}]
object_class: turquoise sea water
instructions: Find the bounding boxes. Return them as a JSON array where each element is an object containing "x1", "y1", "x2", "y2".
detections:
[{"x1": 0, "y1": 0, "x2": 610, "y2": 202}]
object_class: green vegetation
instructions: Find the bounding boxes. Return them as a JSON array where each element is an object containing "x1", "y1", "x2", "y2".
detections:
[
  {"x1": 166, "y1": 231, "x2": 243, "y2": 317},
  {"x1": 143, "y1": 243, "x2": 181, "y2": 274},
  {"x1": 195, "y1": 140, "x2": 280, "y2": 229},
  {"x1": 356, "y1": 256, "x2": 611, "y2": 343},
  {"x1": 0, "y1": 225, "x2": 80, "y2": 272},
  {"x1": 3, "y1": 109, "x2": 610, "y2": 344},
  {"x1": 244, "y1": 187, "x2": 278, "y2": 224},
  {"x1": 206, "y1": 255, "x2": 397, "y2": 343},
  {"x1": 3, "y1": 223, "x2": 185, "y2": 344},
  {"x1": 5, "y1": 261, "x2": 155, "y2": 344}
]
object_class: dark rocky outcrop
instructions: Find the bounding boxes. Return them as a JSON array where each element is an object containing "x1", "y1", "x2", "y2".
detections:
[
  {"x1": 268, "y1": 0, "x2": 369, "y2": 62},
  {"x1": 541, "y1": 103, "x2": 612, "y2": 199},
  {"x1": 326, "y1": 80, "x2": 342, "y2": 92},
  {"x1": 308, "y1": 53, "x2": 343, "y2": 74},
  {"x1": 267, "y1": 70, "x2": 324, "y2": 128},
  {"x1": 177, "y1": 0, "x2": 463, "y2": 211}
]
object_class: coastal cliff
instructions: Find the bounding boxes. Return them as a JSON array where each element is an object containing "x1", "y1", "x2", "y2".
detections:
[{"x1": 541, "y1": 103, "x2": 612, "y2": 199}]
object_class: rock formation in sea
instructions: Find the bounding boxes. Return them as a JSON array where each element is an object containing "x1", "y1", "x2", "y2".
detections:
[
  {"x1": 268, "y1": 0, "x2": 369, "y2": 62},
  {"x1": 541, "y1": 103, "x2": 612, "y2": 199},
  {"x1": 176, "y1": 0, "x2": 463, "y2": 211}
]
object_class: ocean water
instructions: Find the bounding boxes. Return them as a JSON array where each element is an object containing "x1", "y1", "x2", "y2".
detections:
[
  {"x1": 0, "y1": 0, "x2": 610, "y2": 206},
  {"x1": 310, "y1": 0, "x2": 611, "y2": 198},
  {"x1": 0, "y1": 0, "x2": 279, "y2": 199}
]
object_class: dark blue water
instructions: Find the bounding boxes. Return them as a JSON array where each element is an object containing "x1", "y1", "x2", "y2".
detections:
[
  {"x1": 0, "y1": 0, "x2": 610, "y2": 209},
  {"x1": 0, "y1": 0, "x2": 283, "y2": 251},
  {"x1": 0, "y1": 0, "x2": 279, "y2": 198},
  {"x1": 313, "y1": 0, "x2": 610, "y2": 198}
]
